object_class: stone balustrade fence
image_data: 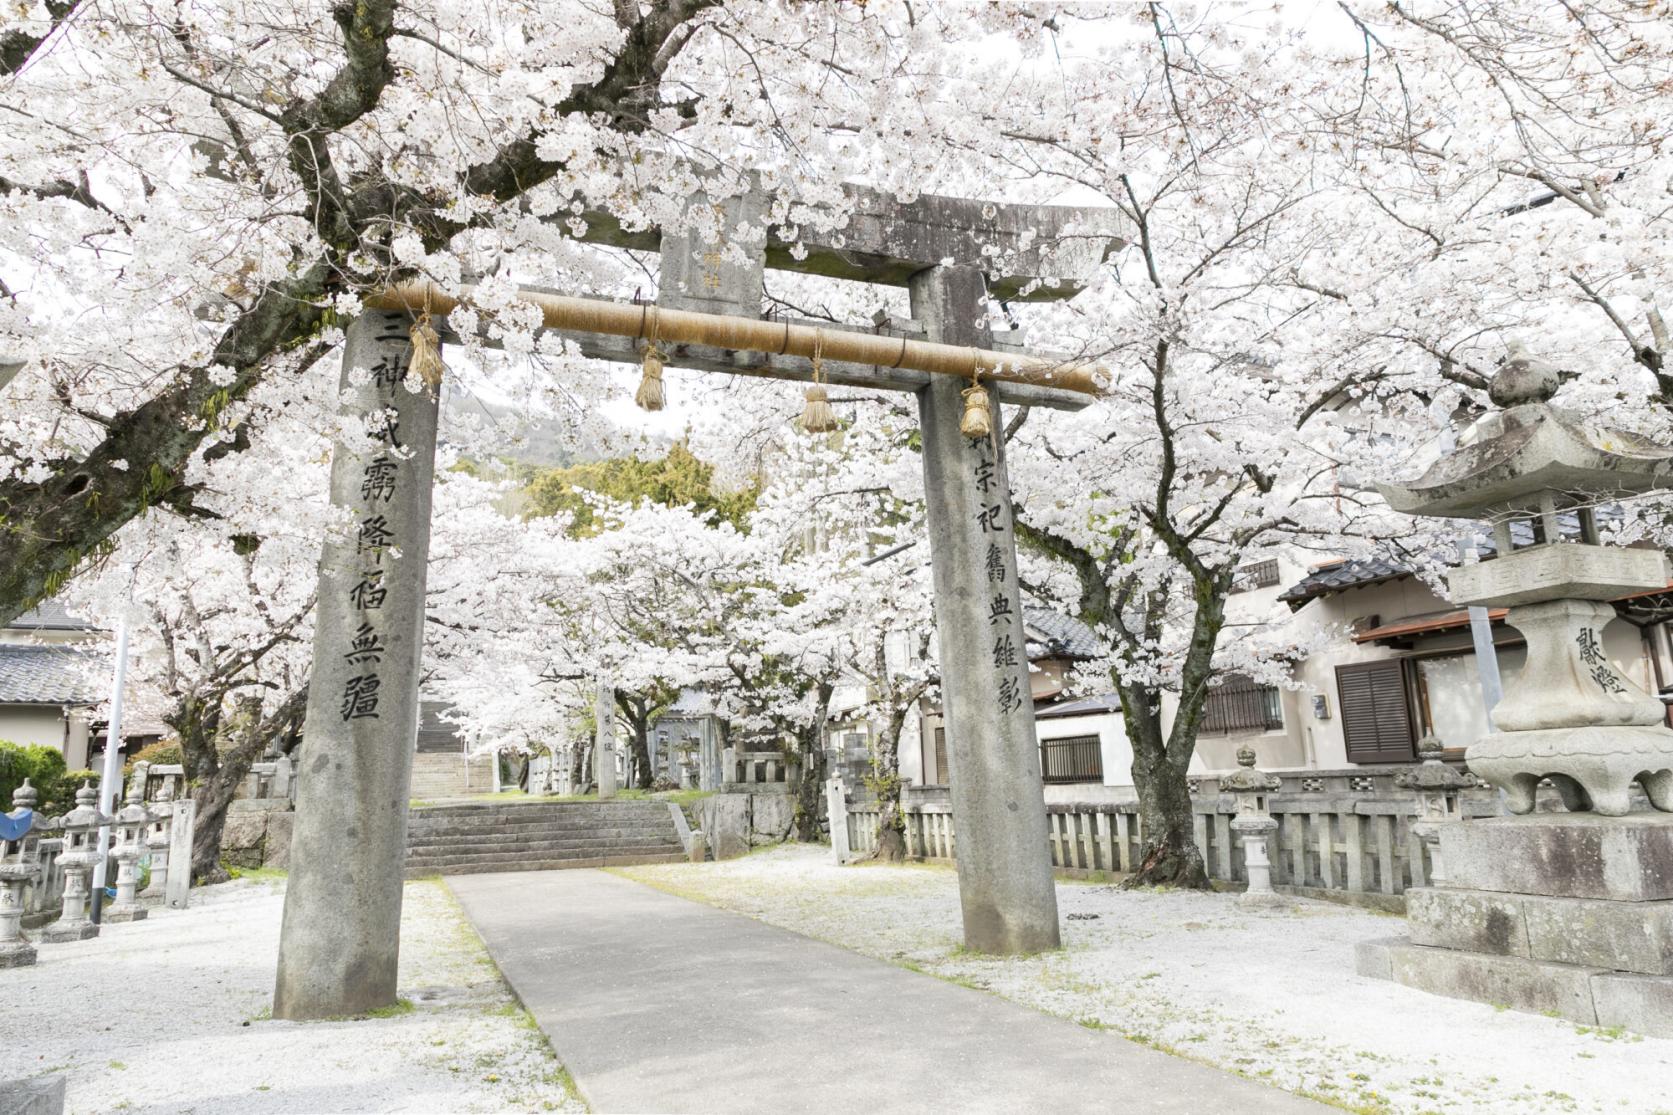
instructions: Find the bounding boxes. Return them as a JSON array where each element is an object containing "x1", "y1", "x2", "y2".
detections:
[
  {"x1": 722, "y1": 747, "x2": 800, "y2": 793},
  {"x1": 829, "y1": 766, "x2": 1504, "y2": 910}
]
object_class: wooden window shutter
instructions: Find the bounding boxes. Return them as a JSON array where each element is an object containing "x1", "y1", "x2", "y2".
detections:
[{"x1": 1336, "y1": 660, "x2": 1416, "y2": 763}]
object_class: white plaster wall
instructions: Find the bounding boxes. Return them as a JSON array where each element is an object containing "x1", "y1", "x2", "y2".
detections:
[
  {"x1": 0, "y1": 706, "x2": 69, "y2": 751},
  {"x1": 1035, "y1": 710, "x2": 1207, "y2": 792}
]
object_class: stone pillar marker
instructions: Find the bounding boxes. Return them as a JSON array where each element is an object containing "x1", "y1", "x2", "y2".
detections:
[
  {"x1": 825, "y1": 772, "x2": 852, "y2": 865},
  {"x1": 1359, "y1": 345, "x2": 1673, "y2": 1036},
  {"x1": 274, "y1": 311, "x2": 441, "y2": 1020},
  {"x1": 595, "y1": 682, "x2": 617, "y2": 800},
  {"x1": 911, "y1": 264, "x2": 1060, "y2": 955},
  {"x1": 164, "y1": 798, "x2": 194, "y2": 910}
]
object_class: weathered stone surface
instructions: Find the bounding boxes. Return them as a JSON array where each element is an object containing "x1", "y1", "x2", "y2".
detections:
[
  {"x1": 700, "y1": 794, "x2": 752, "y2": 860},
  {"x1": 1590, "y1": 973, "x2": 1673, "y2": 1039},
  {"x1": 263, "y1": 811, "x2": 294, "y2": 871},
  {"x1": 1384, "y1": 939, "x2": 1601, "y2": 1023},
  {"x1": 749, "y1": 794, "x2": 795, "y2": 845},
  {"x1": 913, "y1": 264, "x2": 1059, "y2": 956},
  {"x1": 1440, "y1": 815, "x2": 1673, "y2": 901},
  {"x1": 1406, "y1": 888, "x2": 1529, "y2": 956},
  {"x1": 1352, "y1": 936, "x2": 1396, "y2": 981},
  {"x1": 220, "y1": 814, "x2": 268, "y2": 869},
  {"x1": 1523, "y1": 893, "x2": 1673, "y2": 976},
  {"x1": 0, "y1": 1074, "x2": 65, "y2": 1115}
]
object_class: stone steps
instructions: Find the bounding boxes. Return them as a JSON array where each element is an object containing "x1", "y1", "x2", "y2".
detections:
[
  {"x1": 404, "y1": 799, "x2": 685, "y2": 877},
  {"x1": 409, "y1": 835, "x2": 680, "y2": 858},
  {"x1": 409, "y1": 822, "x2": 675, "y2": 844},
  {"x1": 406, "y1": 852, "x2": 689, "y2": 878}
]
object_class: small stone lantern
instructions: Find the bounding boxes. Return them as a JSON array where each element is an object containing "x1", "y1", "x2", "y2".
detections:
[
  {"x1": 1220, "y1": 745, "x2": 1285, "y2": 909},
  {"x1": 0, "y1": 779, "x2": 42, "y2": 968},
  {"x1": 1396, "y1": 733, "x2": 1478, "y2": 885},
  {"x1": 141, "y1": 795, "x2": 173, "y2": 902},
  {"x1": 104, "y1": 769, "x2": 152, "y2": 924},
  {"x1": 40, "y1": 782, "x2": 108, "y2": 943}
]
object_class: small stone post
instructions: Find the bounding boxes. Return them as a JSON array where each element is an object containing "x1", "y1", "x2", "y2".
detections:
[
  {"x1": 103, "y1": 771, "x2": 151, "y2": 923},
  {"x1": 1220, "y1": 746, "x2": 1285, "y2": 909},
  {"x1": 274, "y1": 311, "x2": 441, "y2": 1020},
  {"x1": 1396, "y1": 733, "x2": 1476, "y2": 886},
  {"x1": 164, "y1": 798, "x2": 195, "y2": 910},
  {"x1": 41, "y1": 783, "x2": 106, "y2": 943},
  {"x1": 0, "y1": 780, "x2": 41, "y2": 967},
  {"x1": 912, "y1": 264, "x2": 1060, "y2": 954},
  {"x1": 595, "y1": 682, "x2": 617, "y2": 800},
  {"x1": 826, "y1": 772, "x2": 852, "y2": 865}
]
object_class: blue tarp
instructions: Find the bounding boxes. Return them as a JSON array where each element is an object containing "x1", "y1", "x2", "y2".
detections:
[{"x1": 0, "y1": 808, "x2": 35, "y2": 842}]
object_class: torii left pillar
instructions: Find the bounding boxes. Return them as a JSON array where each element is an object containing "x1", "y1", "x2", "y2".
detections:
[{"x1": 274, "y1": 311, "x2": 439, "y2": 1019}]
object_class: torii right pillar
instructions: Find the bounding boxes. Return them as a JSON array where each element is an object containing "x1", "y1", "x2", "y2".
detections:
[{"x1": 912, "y1": 264, "x2": 1060, "y2": 954}]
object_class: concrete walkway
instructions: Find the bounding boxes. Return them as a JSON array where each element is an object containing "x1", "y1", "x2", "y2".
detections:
[{"x1": 448, "y1": 870, "x2": 1325, "y2": 1114}]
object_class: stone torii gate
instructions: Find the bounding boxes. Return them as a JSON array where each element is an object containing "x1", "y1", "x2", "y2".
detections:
[{"x1": 272, "y1": 182, "x2": 1127, "y2": 1020}]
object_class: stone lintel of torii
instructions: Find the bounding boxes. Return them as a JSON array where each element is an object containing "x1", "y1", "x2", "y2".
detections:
[{"x1": 275, "y1": 179, "x2": 1119, "y2": 1017}]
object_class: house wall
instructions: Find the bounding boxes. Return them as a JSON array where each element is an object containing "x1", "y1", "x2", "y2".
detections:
[
  {"x1": 0, "y1": 705, "x2": 71, "y2": 754},
  {"x1": 1282, "y1": 575, "x2": 1652, "y2": 768}
]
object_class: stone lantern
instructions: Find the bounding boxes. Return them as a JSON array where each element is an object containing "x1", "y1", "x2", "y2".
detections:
[
  {"x1": 1220, "y1": 745, "x2": 1285, "y2": 909},
  {"x1": 1359, "y1": 346, "x2": 1673, "y2": 1036},
  {"x1": 1378, "y1": 343, "x2": 1673, "y2": 815},
  {"x1": 1395, "y1": 734, "x2": 1477, "y2": 886},
  {"x1": 0, "y1": 779, "x2": 42, "y2": 967},
  {"x1": 40, "y1": 782, "x2": 108, "y2": 943},
  {"x1": 104, "y1": 767, "x2": 152, "y2": 924},
  {"x1": 141, "y1": 766, "x2": 173, "y2": 901}
]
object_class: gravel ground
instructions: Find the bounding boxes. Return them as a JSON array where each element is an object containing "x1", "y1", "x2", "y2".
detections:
[
  {"x1": 615, "y1": 845, "x2": 1673, "y2": 1115},
  {"x1": 0, "y1": 875, "x2": 583, "y2": 1114}
]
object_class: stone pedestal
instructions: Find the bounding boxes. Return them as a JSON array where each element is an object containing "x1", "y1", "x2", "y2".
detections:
[
  {"x1": 1359, "y1": 815, "x2": 1673, "y2": 1036},
  {"x1": 0, "y1": 866, "x2": 36, "y2": 968},
  {"x1": 102, "y1": 842, "x2": 149, "y2": 923},
  {"x1": 39, "y1": 851, "x2": 99, "y2": 943}
]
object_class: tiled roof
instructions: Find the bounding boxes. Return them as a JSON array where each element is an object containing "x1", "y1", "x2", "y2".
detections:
[
  {"x1": 1023, "y1": 608, "x2": 1101, "y2": 661},
  {"x1": 1277, "y1": 557, "x2": 1411, "y2": 607},
  {"x1": 6, "y1": 600, "x2": 94, "y2": 632},
  {"x1": 1036, "y1": 692, "x2": 1124, "y2": 720},
  {"x1": 0, "y1": 644, "x2": 100, "y2": 705},
  {"x1": 1278, "y1": 511, "x2": 1628, "y2": 609}
]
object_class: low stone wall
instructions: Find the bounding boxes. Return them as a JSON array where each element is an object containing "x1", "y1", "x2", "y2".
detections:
[
  {"x1": 699, "y1": 791, "x2": 796, "y2": 859},
  {"x1": 833, "y1": 769, "x2": 1505, "y2": 909},
  {"x1": 220, "y1": 802, "x2": 296, "y2": 871}
]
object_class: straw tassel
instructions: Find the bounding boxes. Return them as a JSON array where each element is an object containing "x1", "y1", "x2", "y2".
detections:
[
  {"x1": 800, "y1": 383, "x2": 838, "y2": 433},
  {"x1": 408, "y1": 311, "x2": 446, "y2": 394},
  {"x1": 960, "y1": 381, "x2": 992, "y2": 439},
  {"x1": 635, "y1": 344, "x2": 666, "y2": 411},
  {"x1": 799, "y1": 329, "x2": 840, "y2": 434}
]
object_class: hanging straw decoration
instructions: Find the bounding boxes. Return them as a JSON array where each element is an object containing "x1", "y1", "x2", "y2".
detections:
[
  {"x1": 407, "y1": 289, "x2": 446, "y2": 396},
  {"x1": 799, "y1": 329, "x2": 839, "y2": 434},
  {"x1": 635, "y1": 305, "x2": 666, "y2": 411},
  {"x1": 960, "y1": 353, "x2": 992, "y2": 439}
]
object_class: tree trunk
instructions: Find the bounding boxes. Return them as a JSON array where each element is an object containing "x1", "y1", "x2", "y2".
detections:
[
  {"x1": 173, "y1": 689, "x2": 307, "y2": 885},
  {"x1": 1118, "y1": 684, "x2": 1211, "y2": 890},
  {"x1": 866, "y1": 704, "x2": 910, "y2": 863},
  {"x1": 790, "y1": 682, "x2": 835, "y2": 842}
]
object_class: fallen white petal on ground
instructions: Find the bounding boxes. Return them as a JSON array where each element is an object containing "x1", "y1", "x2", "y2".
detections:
[
  {"x1": 615, "y1": 845, "x2": 1673, "y2": 1115},
  {"x1": 0, "y1": 876, "x2": 582, "y2": 1115}
]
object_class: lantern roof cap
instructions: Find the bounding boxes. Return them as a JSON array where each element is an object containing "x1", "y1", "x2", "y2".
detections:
[{"x1": 1378, "y1": 343, "x2": 1673, "y2": 518}]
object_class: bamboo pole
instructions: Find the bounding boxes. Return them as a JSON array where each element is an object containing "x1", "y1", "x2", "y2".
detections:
[{"x1": 365, "y1": 281, "x2": 1106, "y2": 397}]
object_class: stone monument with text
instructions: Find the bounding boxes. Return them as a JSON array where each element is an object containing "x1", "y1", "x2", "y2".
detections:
[{"x1": 1358, "y1": 346, "x2": 1673, "y2": 1036}]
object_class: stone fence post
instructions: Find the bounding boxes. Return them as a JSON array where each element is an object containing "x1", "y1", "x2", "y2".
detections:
[{"x1": 826, "y1": 773, "x2": 852, "y2": 865}]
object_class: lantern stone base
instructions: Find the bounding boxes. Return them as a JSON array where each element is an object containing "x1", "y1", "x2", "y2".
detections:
[
  {"x1": 1468, "y1": 726, "x2": 1673, "y2": 817},
  {"x1": 102, "y1": 904, "x2": 148, "y2": 924},
  {"x1": 1437, "y1": 813, "x2": 1673, "y2": 900},
  {"x1": 38, "y1": 920, "x2": 98, "y2": 944},
  {"x1": 0, "y1": 940, "x2": 36, "y2": 968},
  {"x1": 1358, "y1": 815, "x2": 1673, "y2": 1036}
]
